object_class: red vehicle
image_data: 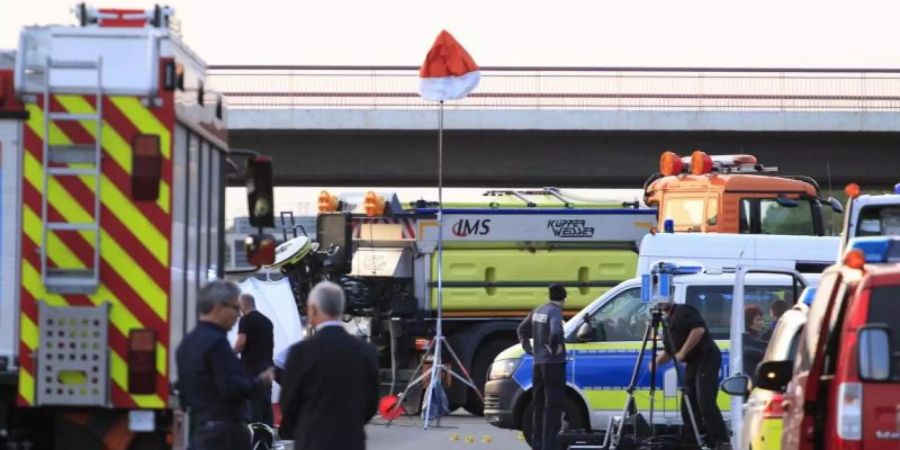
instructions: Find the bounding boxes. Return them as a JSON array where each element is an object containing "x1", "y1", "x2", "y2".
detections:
[{"x1": 756, "y1": 237, "x2": 900, "y2": 450}]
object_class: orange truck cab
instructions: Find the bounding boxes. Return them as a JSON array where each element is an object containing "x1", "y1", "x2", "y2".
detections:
[{"x1": 645, "y1": 151, "x2": 843, "y2": 235}]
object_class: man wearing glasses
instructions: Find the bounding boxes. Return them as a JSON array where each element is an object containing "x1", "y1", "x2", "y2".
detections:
[{"x1": 177, "y1": 280, "x2": 275, "y2": 450}]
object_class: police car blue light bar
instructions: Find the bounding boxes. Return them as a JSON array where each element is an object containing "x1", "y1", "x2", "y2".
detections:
[{"x1": 847, "y1": 237, "x2": 900, "y2": 263}]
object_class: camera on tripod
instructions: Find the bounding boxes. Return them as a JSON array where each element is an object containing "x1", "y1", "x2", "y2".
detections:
[{"x1": 599, "y1": 262, "x2": 710, "y2": 450}]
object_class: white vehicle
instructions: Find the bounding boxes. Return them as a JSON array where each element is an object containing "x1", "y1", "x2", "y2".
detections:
[
  {"x1": 733, "y1": 297, "x2": 811, "y2": 450},
  {"x1": 839, "y1": 187, "x2": 900, "y2": 256},
  {"x1": 637, "y1": 232, "x2": 839, "y2": 275},
  {"x1": 484, "y1": 264, "x2": 816, "y2": 436}
]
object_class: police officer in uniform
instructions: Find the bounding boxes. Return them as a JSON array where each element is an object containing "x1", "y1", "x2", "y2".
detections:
[
  {"x1": 655, "y1": 302, "x2": 730, "y2": 450},
  {"x1": 517, "y1": 283, "x2": 568, "y2": 450}
]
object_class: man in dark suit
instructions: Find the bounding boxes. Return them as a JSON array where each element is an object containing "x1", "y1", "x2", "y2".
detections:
[
  {"x1": 279, "y1": 281, "x2": 379, "y2": 450},
  {"x1": 176, "y1": 280, "x2": 274, "y2": 450}
]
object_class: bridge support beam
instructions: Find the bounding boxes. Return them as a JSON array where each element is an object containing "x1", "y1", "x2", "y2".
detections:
[{"x1": 230, "y1": 129, "x2": 900, "y2": 190}]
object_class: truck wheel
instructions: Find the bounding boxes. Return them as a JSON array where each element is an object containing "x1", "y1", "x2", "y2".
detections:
[
  {"x1": 464, "y1": 339, "x2": 516, "y2": 416},
  {"x1": 519, "y1": 395, "x2": 588, "y2": 446}
]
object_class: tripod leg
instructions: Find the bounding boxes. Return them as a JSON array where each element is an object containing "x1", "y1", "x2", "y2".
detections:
[
  {"x1": 444, "y1": 367, "x2": 479, "y2": 390},
  {"x1": 610, "y1": 317, "x2": 655, "y2": 450},
  {"x1": 384, "y1": 339, "x2": 436, "y2": 427},
  {"x1": 423, "y1": 338, "x2": 443, "y2": 430},
  {"x1": 439, "y1": 336, "x2": 483, "y2": 400},
  {"x1": 680, "y1": 383, "x2": 708, "y2": 450}
]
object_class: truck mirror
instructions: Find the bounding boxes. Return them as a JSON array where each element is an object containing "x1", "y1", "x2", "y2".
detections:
[
  {"x1": 754, "y1": 360, "x2": 793, "y2": 392},
  {"x1": 316, "y1": 212, "x2": 353, "y2": 274},
  {"x1": 720, "y1": 375, "x2": 750, "y2": 397},
  {"x1": 246, "y1": 156, "x2": 274, "y2": 228},
  {"x1": 858, "y1": 325, "x2": 891, "y2": 381},
  {"x1": 245, "y1": 234, "x2": 276, "y2": 266},
  {"x1": 827, "y1": 197, "x2": 844, "y2": 214},
  {"x1": 576, "y1": 322, "x2": 594, "y2": 342}
]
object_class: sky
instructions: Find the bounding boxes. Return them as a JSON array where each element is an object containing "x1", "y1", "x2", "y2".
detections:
[
  {"x1": 4, "y1": 0, "x2": 900, "y2": 68},
  {"x1": 4, "y1": 0, "x2": 898, "y2": 221}
]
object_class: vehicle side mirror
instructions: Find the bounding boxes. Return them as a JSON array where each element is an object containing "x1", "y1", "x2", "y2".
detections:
[
  {"x1": 245, "y1": 234, "x2": 276, "y2": 266},
  {"x1": 754, "y1": 360, "x2": 794, "y2": 392},
  {"x1": 827, "y1": 197, "x2": 844, "y2": 214},
  {"x1": 720, "y1": 375, "x2": 750, "y2": 397},
  {"x1": 246, "y1": 156, "x2": 274, "y2": 228},
  {"x1": 577, "y1": 322, "x2": 594, "y2": 342},
  {"x1": 858, "y1": 325, "x2": 891, "y2": 381}
]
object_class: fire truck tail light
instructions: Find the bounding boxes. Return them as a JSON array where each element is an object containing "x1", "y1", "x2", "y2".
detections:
[
  {"x1": 690, "y1": 150, "x2": 713, "y2": 175},
  {"x1": 659, "y1": 151, "x2": 683, "y2": 176},
  {"x1": 131, "y1": 134, "x2": 161, "y2": 201},
  {"x1": 128, "y1": 329, "x2": 156, "y2": 394}
]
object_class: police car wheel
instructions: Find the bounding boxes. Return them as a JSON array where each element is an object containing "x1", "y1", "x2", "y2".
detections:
[{"x1": 519, "y1": 395, "x2": 587, "y2": 445}]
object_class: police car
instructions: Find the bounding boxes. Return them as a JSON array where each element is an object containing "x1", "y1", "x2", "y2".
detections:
[{"x1": 483, "y1": 263, "x2": 818, "y2": 438}]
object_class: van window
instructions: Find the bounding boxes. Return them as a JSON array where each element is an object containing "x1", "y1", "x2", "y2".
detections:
[
  {"x1": 856, "y1": 206, "x2": 900, "y2": 237},
  {"x1": 867, "y1": 285, "x2": 900, "y2": 380},
  {"x1": 684, "y1": 285, "x2": 797, "y2": 340},
  {"x1": 740, "y1": 198, "x2": 815, "y2": 235},
  {"x1": 586, "y1": 288, "x2": 651, "y2": 341}
]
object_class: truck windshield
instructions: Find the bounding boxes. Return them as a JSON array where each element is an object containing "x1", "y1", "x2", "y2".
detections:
[
  {"x1": 740, "y1": 198, "x2": 815, "y2": 235},
  {"x1": 662, "y1": 197, "x2": 716, "y2": 232},
  {"x1": 867, "y1": 285, "x2": 900, "y2": 380},
  {"x1": 856, "y1": 206, "x2": 900, "y2": 237}
]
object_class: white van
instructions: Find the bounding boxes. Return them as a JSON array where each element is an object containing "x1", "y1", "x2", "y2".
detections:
[{"x1": 637, "y1": 233, "x2": 839, "y2": 275}]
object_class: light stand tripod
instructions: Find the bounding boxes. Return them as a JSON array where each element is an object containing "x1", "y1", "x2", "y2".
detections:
[
  {"x1": 606, "y1": 305, "x2": 709, "y2": 450},
  {"x1": 384, "y1": 100, "x2": 483, "y2": 430}
]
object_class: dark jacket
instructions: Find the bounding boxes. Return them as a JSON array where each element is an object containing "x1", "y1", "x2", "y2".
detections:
[
  {"x1": 517, "y1": 301, "x2": 566, "y2": 365},
  {"x1": 663, "y1": 304, "x2": 720, "y2": 364},
  {"x1": 176, "y1": 321, "x2": 260, "y2": 423},
  {"x1": 279, "y1": 325, "x2": 379, "y2": 450}
]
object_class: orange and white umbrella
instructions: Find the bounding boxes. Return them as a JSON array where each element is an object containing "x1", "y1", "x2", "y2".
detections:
[{"x1": 419, "y1": 30, "x2": 480, "y2": 101}]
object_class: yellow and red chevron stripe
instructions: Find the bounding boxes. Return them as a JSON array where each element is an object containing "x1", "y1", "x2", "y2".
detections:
[{"x1": 17, "y1": 94, "x2": 173, "y2": 409}]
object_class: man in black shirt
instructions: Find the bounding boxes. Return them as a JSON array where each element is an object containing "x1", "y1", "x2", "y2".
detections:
[
  {"x1": 234, "y1": 293, "x2": 274, "y2": 425},
  {"x1": 176, "y1": 280, "x2": 274, "y2": 450},
  {"x1": 656, "y1": 302, "x2": 729, "y2": 450}
]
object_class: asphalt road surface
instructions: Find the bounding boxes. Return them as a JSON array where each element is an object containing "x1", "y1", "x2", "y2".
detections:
[{"x1": 366, "y1": 412, "x2": 527, "y2": 450}]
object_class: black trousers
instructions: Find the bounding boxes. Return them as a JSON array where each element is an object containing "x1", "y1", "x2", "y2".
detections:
[
  {"x1": 190, "y1": 420, "x2": 250, "y2": 450},
  {"x1": 681, "y1": 351, "x2": 728, "y2": 446},
  {"x1": 249, "y1": 384, "x2": 273, "y2": 426},
  {"x1": 531, "y1": 362, "x2": 566, "y2": 450}
]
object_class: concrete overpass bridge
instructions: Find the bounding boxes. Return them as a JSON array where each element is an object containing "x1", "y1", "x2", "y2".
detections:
[{"x1": 208, "y1": 66, "x2": 900, "y2": 189}]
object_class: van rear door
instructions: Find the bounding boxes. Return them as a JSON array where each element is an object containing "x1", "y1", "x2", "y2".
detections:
[{"x1": 860, "y1": 284, "x2": 900, "y2": 448}]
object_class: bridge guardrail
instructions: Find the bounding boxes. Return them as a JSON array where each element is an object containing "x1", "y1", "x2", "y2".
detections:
[{"x1": 207, "y1": 65, "x2": 900, "y2": 111}]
